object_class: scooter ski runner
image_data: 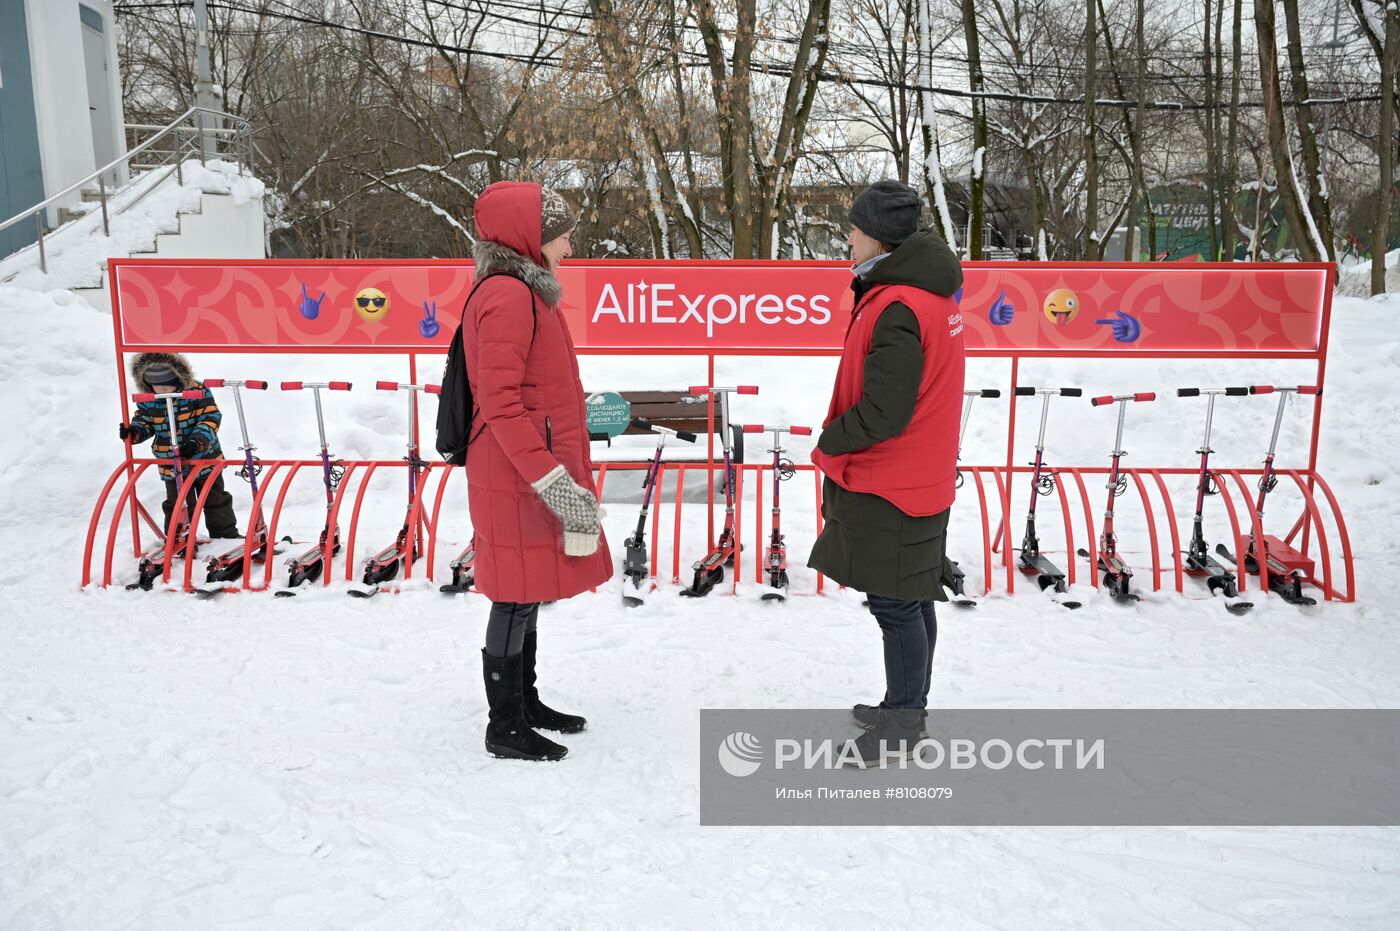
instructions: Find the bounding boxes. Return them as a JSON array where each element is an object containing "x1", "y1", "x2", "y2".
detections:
[
  {"x1": 743, "y1": 424, "x2": 811, "y2": 603},
  {"x1": 1214, "y1": 385, "x2": 1322, "y2": 606},
  {"x1": 1082, "y1": 391, "x2": 1156, "y2": 603},
  {"x1": 680, "y1": 384, "x2": 758, "y2": 597},
  {"x1": 622, "y1": 418, "x2": 697, "y2": 607},
  {"x1": 275, "y1": 380, "x2": 352, "y2": 597},
  {"x1": 196, "y1": 379, "x2": 288, "y2": 595},
  {"x1": 1013, "y1": 387, "x2": 1083, "y2": 608},
  {"x1": 1176, "y1": 386, "x2": 1254, "y2": 614},
  {"x1": 349, "y1": 381, "x2": 441, "y2": 598},
  {"x1": 944, "y1": 388, "x2": 1000, "y2": 607},
  {"x1": 440, "y1": 535, "x2": 477, "y2": 594},
  {"x1": 126, "y1": 388, "x2": 206, "y2": 591}
]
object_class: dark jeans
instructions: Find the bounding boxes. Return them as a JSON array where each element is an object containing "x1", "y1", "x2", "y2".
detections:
[
  {"x1": 163, "y1": 473, "x2": 238, "y2": 538},
  {"x1": 485, "y1": 601, "x2": 540, "y2": 657},
  {"x1": 866, "y1": 594, "x2": 938, "y2": 728}
]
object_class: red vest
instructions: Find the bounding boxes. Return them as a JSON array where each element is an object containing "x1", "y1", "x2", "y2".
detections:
[{"x1": 811, "y1": 283, "x2": 966, "y2": 516}]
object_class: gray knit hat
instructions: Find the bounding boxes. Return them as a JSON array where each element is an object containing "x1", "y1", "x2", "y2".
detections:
[
  {"x1": 849, "y1": 180, "x2": 922, "y2": 245},
  {"x1": 541, "y1": 186, "x2": 578, "y2": 245}
]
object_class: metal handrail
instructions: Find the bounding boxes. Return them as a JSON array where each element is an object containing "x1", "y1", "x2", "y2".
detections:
[{"x1": 0, "y1": 106, "x2": 254, "y2": 273}]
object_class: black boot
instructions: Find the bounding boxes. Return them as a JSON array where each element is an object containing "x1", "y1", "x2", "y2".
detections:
[
  {"x1": 852, "y1": 702, "x2": 928, "y2": 728},
  {"x1": 521, "y1": 632, "x2": 586, "y2": 734},
  {"x1": 481, "y1": 650, "x2": 567, "y2": 761}
]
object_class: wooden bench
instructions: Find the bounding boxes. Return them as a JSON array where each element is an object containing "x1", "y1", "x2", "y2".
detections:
[{"x1": 587, "y1": 389, "x2": 745, "y2": 462}]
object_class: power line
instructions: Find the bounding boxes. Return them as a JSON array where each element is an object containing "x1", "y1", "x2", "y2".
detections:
[{"x1": 114, "y1": 0, "x2": 1385, "y2": 112}]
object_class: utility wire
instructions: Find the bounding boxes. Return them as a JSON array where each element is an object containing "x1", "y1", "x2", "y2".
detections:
[{"x1": 114, "y1": 0, "x2": 1385, "y2": 111}]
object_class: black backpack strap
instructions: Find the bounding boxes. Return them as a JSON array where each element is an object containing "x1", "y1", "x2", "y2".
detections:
[{"x1": 461, "y1": 271, "x2": 540, "y2": 445}]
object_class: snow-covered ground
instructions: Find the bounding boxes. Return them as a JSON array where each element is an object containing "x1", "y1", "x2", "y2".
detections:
[{"x1": 1, "y1": 279, "x2": 1398, "y2": 928}]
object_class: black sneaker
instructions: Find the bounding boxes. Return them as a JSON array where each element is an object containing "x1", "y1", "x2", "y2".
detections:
[
  {"x1": 842, "y1": 718, "x2": 929, "y2": 769},
  {"x1": 852, "y1": 702, "x2": 929, "y2": 729}
]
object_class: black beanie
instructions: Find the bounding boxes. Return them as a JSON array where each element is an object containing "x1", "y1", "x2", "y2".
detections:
[{"x1": 849, "y1": 180, "x2": 922, "y2": 245}]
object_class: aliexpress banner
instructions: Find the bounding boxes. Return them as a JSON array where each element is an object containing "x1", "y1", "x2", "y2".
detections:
[{"x1": 110, "y1": 259, "x2": 1334, "y2": 355}]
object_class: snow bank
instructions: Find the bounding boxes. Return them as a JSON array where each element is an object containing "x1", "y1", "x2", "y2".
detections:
[
  {"x1": 0, "y1": 160, "x2": 265, "y2": 292},
  {"x1": 1336, "y1": 248, "x2": 1400, "y2": 296},
  {"x1": 0, "y1": 279, "x2": 1397, "y2": 927}
]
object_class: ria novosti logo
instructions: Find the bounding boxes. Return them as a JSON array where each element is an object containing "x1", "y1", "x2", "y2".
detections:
[
  {"x1": 717, "y1": 731, "x2": 765, "y2": 778},
  {"x1": 593, "y1": 282, "x2": 835, "y2": 338}
]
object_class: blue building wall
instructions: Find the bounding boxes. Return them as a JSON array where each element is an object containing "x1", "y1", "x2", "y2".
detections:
[{"x1": 0, "y1": 0, "x2": 46, "y2": 254}]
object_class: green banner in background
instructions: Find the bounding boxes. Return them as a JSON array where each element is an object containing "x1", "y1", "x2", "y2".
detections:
[{"x1": 586, "y1": 392, "x2": 632, "y2": 438}]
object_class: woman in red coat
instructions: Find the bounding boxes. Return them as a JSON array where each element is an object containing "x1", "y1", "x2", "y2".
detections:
[{"x1": 463, "y1": 181, "x2": 613, "y2": 761}]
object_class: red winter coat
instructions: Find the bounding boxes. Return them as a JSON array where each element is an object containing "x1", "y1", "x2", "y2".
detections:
[{"x1": 463, "y1": 181, "x2": 613, "y2": 602}]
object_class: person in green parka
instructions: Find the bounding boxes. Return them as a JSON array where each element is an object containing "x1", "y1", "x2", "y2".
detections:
[{"x1": 807, "y1": 180, "x2": 966, "y2": 767}]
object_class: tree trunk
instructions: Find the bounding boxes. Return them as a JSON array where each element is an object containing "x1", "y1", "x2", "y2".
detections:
[
  {"x1": 1137, "y1": 0, "x2": 1155, "y2": 258},
  {"x1": 961, "y1": 0, "x2": 987, "y2": 258},
  {"x1": 758, "y1": 0, "x2": 831, "y2": 259},
  {"x1": 1222, "y1": 0, "x2": 1243, "y2": 259},
  {"x1": 917, "y1": 0, "x2": 960, "y2": 246},
  {"x1": 1280, "y1": 0, "x2": 1336, "y2": 259},
  {"x1": 1255, "y1": 0, "x2": 1324, "y2": 261},
  {"x1": 1084, "y1": 0, "x2": 1100, "y2": 258},
  {"x1": 1202, "y1": 0, "x2": 1220, "y2": 259},
  {"x1": 1093, "y1": 0, "x2": 1143, "y2": 260},
  {"x1": 589, "y1": 0, "x2": 703, "y2": 257},
  {"x1": 1373, "y1": 1, "x2": 1398, "y2": 295}
]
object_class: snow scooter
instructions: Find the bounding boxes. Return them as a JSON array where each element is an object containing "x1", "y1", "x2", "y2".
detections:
[
  {"x1": 1176, "y1": 386, "x2": 1253, "y2": 614},
  {"x1": 275, "y1": 380, "x2": 352, "y2": 597},
  {"x1": 622, "y1": 418, "x2": 697, "y2": 607},
  {"x1": 440, "y1": 535, "x2": 477, "y2": 594},
  {"x1": 680, "y1": 383, "x2": 759, "y2": 597},
  {"x1": 126, "y1": 387, "x2": 207, "y2": 591},
  {"x1": 1214, "y1": 384, "x2": 1322, "y2": 606},
  {"x1": 349, "y1": 381, "x2": 440, "y2": 598},
  {"x1": 1013, "y1": 386, "x2": 1083, "y2": 608},
  {"x1": 944, "y1": 388, "x2": 1001, "y2": 607},
  {"x1": 743, "y1": 424, "x2": 812, "y2": 603},
  {"x1": 196, "y1": 379, "x2": 289, "y2": 595},
  {"x1": 1080, "y1": 391, "x2": 1156, "y2": 603}
]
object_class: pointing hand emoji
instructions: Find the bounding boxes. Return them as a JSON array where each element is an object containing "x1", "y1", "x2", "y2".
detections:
[{"x1": 1094, "y1": 309, "x2": 1142, "y2": 343}]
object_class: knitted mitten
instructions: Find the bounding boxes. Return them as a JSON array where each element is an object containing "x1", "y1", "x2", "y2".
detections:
[{"x1": 532, "y1": 465, "x2": 601, "y2": 556}]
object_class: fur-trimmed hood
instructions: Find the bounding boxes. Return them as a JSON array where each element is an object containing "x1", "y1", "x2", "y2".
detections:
[
  {"x1": 131, "y1": 352, "x2": 196, "y2": 391},
  {"x1": 472, "y1": 239, "x2": 562, "y2": 307}
]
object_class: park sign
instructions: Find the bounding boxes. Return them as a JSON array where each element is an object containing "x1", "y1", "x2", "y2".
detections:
[{"x1": 587, "y1": 392, "x2": 632, "y2": 438}]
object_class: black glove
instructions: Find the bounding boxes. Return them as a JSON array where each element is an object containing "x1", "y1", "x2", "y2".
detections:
[
  {"x1": 119, "y1": 422, "x2": 131, "y2": 441},
  {"x1": 177, "y1": 439, "x2": 201, "y2": 459}
]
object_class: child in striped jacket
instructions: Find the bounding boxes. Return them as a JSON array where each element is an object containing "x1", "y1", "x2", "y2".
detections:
[{"x1": 120, "y1": 352, "x2": 240, "y2": 539}]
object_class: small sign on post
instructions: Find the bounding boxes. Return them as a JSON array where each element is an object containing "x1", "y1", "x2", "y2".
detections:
[{"x1": 586, "y1": 392, "x2": 633, "y2": 439}]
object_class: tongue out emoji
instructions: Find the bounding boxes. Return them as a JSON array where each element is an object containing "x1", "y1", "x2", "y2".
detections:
[{"x1": 1042, "y1": 288, "x2": 1080, "y2": 326}]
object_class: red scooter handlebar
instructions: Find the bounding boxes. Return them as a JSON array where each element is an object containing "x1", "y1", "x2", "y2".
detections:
[
  {"x1": 1251, "y1": 384, "x2": 1321, "y2": 396},
  {"x1": 1091, "y1": 392, "x2": 1155, "y2": 407},
  {"x1": 689, "y1": 384, "x2": 761, "y2": 396},
  {"x1": 742, "y1": 424, "x2": 811, "y2": 435}
]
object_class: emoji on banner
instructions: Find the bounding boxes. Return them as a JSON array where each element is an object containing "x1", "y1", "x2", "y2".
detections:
[
  {"x1": 1042, "y1": 288, "x2": 1079, "y2": 325},
  {"x1": 299, "y1": 283, "x2": 327, "y2": 320},
  {"x1": 355, "y1": 287, "x2": 389, "y2": 323}
]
